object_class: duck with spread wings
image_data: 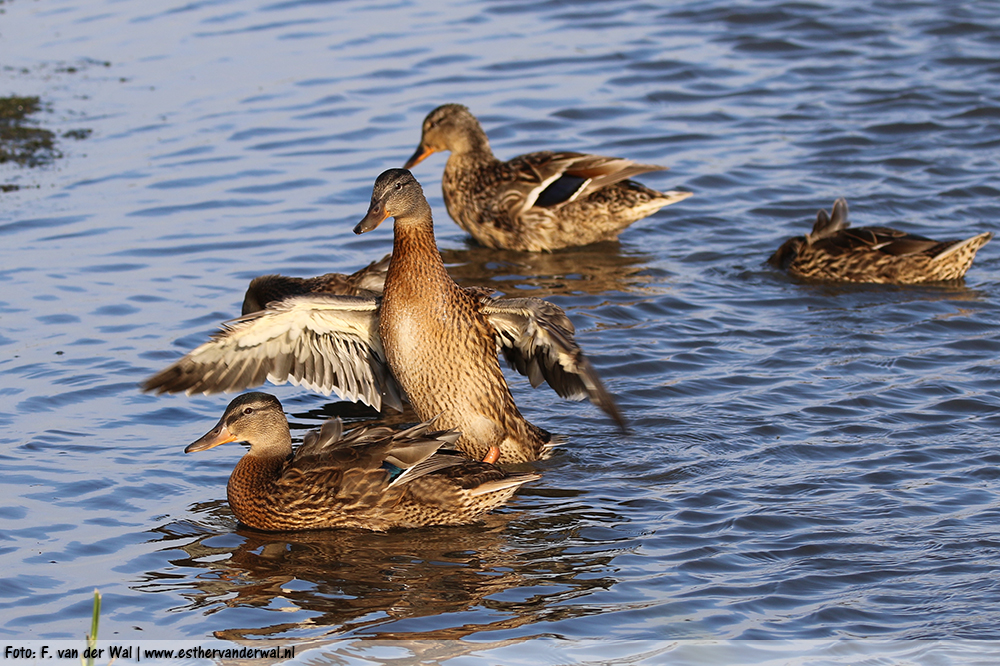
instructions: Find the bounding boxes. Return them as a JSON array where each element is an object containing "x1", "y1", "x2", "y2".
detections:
[{"x1": 144, "y1": 169, "x2": 625, "y2": 464}]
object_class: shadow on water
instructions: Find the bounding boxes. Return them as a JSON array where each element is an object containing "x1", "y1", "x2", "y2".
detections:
[
  {"x1": 284, "y1": 399, "x2": 409, "y2": 431},
  {"x1": 140, "y1": 507, "x2": 619, "y2": 641},
  {"x1": 744, "y1": 264, "x2": 993, "y2": 311},
  {"x1": 440, "y1": 241, "x2": 657, "y2": 297},
  {"x1": 224, "y1": 241, "x2": 656, "y2": 302}
]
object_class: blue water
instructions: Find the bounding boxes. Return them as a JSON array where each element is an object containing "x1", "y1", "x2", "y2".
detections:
[{"x1": 2, "y1": 0, "x2": 1000, "y2": 662}]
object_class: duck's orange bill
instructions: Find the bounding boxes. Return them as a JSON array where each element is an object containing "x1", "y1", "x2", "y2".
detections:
[
  {"x1": 354, "y1": 205, "x2": 390, "y2": 234},
  {"x1": 403, "y1": 144, "x2": 435, "y2": 169},
  {"x1": 482, "y1": 446, "x2": 500, "y2": 465},
  {"x1": 185, "y1": 423, "x2": 237, "y2": 453}
]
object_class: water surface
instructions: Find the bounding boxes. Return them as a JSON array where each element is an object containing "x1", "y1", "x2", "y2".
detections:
[{"x1": 2, "y1": 0, "x2": 1000, "y2": 662}]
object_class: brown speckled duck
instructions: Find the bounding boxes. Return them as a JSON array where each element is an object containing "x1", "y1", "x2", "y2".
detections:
[
  {"x1": 768, "y1": 198, "x2": 992, "y2": 284},
  {"x1": 186, "y1": 392, "x2": 537, "y2": 531},
  {"x1": 403, "y1": 104, "x2": 692, "y2": 252},
  {"x1": 144, "y1": 169, "x2": 624, "y2": 463},
  {"x1": 241, "y1": 255, "x2": 389, "y2": 315}
]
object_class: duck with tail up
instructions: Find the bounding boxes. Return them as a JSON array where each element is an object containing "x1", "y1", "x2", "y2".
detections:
[
  {"x1": 144, "y1": 169, "x2": 625, "y2": 464},
  {"x1": 403, "y1": 104, "x2": 692, "y2": 252},
  {"x1": 185, "y1": 392, "x2": 538, "y2": 531},
  {"x1": 769, "y1": 198, "x2": 992, "y2": 284}
]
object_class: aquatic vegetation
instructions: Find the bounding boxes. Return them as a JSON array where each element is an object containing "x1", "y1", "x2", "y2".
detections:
[
  {"x1": 0, "y1": 95, "x2": 58, "y2": 168},
  {"x1": 83, "y1": 590, "x2": 100, "y2": 666}
]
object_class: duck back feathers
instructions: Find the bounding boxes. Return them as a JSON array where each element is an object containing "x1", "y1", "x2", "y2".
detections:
[
  {"x1": 769, "y1": 197, "x2": 992, "y2": 283},
  {"x1": 188, "y1": 393, "x2": 537, "y2": 532}
]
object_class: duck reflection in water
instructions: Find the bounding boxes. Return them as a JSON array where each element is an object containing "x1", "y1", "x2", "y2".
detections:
[
  {"x1": 439, "y1": 242, "x2": 658, "y2": 299},
  {"x1": 147, "y1": 514, "x2": 617, "y2": 642}
]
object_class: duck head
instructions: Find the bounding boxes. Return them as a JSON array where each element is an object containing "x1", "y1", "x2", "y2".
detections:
[
  {"x1": 354, "y1": 168, "x2": 429, "y2": 234},
  {"x1": 403, "y1": 103, "x2": 487, "y2": 168},
  {"x1": 767, "y1": 236, "x2": 804, "y2": 269},
  {"x1": 185, "y1": 392, "x2": 291, "y2": 457}
]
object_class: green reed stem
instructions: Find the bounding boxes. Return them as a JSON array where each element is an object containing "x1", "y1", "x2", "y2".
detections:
[{"x1": 82, "y1": 590, "x2": 101, "y2": 666}]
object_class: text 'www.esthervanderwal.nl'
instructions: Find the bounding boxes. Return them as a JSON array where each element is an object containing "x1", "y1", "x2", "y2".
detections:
[{"x1": 4, "y1": 643, "x2": 296, "y2": 663}]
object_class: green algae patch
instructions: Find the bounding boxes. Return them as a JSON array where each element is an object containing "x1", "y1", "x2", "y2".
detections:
[
  {"x1": 0, "y1": 95, "x2": 42, "y2": 119},
  {"x1": 0, "y1": 95, "x2": 60, "y2": 168}
]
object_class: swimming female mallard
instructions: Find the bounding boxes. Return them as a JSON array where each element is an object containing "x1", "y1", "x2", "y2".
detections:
[
  {"x1": 186, "y1": 392, "x2": 538, "y2": 531},
  {"x1": 144, "y1": 169, "x2": 625, "y2": 464},
  {"x1": 768, "y1": 198, "x2": 992, "y2": 284},
  {"x1": 241, "y1": 255, "x2": 389, "y2": 315},
  {"x1": 403, "y1": 104, "x2": 692, "y2": 252}
]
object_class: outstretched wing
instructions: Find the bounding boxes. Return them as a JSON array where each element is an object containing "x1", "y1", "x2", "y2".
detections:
[
  {"x1": 241, "y1": 254, "x2": 390, "y2": 315},
  {"x1": 478, "y1": 295, "x2": 626, "y2": 431},
  {"x1": 142, "y1": 294, "x2": 404, "y2": 412}
]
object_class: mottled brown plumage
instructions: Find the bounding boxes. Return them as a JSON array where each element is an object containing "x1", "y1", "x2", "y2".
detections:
[
  {"x1": 768, "y1": 198, "x2": 992, "y2": 284},
  {"x1": 357, "y1": 168, "x2": 591, "y2": 462},
  {"x1": 242, "y1": 255, "x2": 389, "y2": 315},
  {"x1": 142, "y1": 171, "x2": 625, "y2": 463},
  {"x1": 185, "y1": 393, "x2": 537, "y2": 531},
  {"x1": 404, "y1": 104, "x2": 692, "y2": 252}
]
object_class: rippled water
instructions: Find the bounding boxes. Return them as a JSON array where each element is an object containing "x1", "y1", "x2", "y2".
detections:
[{"x1": 3, "y1": 0, "x2": 1000, "y2": 661}]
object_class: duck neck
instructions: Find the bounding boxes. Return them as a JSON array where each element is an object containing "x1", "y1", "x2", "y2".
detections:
[
  {"x1": 387, "y1": 209, "x2": 451, "y2": 286},
  {"x1": 451, "y1": 124, "x2": 494, "y2": 159},
  {"x1": 226, "y1": 428, "x2": 292, "y2": 513},
  {"x1": 227, "y1": 449, "x2": 289, "y2": 524}
]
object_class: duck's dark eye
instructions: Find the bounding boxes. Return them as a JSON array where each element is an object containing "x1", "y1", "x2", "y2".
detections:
[
  {"x1": 394, "y1": 181, "x2": 403, "y2": 191},
  {"x1": 243, "y1": 407, "x2": 254, "y2": 415}
]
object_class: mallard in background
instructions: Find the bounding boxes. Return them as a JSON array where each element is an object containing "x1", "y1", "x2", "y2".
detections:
[
  {"x1": 768, "y1": 198, "x2": 992, "y2": 283},
  {"x1": 403, "y1": 104, "x2": 692, "y2": 252},
  {"x1": 144, "y1": 169, "x2": 625, "y2": 464},
  {"x1": 241, "y1": 255, "x2": 389, "y2": 315},
  {"x1": 185, "y1": 392, "x2": 538, "y2": 531}
]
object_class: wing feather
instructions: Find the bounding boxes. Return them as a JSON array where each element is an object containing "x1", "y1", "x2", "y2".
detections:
[
  {"x1": 142, "y1": 295, "x2": 403, "y2": 411},
  {"x1": 479, "y1": 295, "x2": 626, "y2": 431},
  {"x1": 502, "y1": 151, "x2": 666, "y2": 215}
]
